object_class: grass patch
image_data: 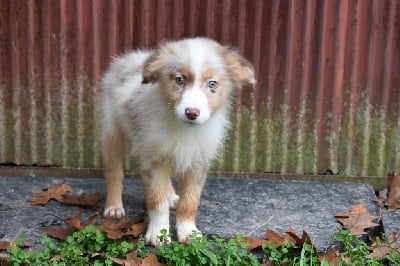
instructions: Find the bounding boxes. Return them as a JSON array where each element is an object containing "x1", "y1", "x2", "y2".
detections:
[{"x1": 4, "y1": 228, "x2": 400, "y2": 265}]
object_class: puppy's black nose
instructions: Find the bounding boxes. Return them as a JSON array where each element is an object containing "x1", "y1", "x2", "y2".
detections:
[{"x1": 185, "y1": 108, "x2": 200, "y2": 120}]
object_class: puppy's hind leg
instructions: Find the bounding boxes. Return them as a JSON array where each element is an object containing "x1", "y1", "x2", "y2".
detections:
[{"x1": 102, "y1": 126, "x2": 126, "y2": 218}]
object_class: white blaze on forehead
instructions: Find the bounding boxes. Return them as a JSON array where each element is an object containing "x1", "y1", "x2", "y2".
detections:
[
  {"x1": 175, "y1": 87, "x2": 210, "y2": 124},
  {"x1": 186, "y1": 40, "x2": 224, "y2": 76}
]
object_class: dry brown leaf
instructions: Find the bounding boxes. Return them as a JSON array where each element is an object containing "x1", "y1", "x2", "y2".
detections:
[
  {"x1": 377, "y1": 173, "x2": 400, "y2": 211},
  {"x1": 265, "y1": 229, "x2": 291, "y2": 246},
  {"x1": 64, "y1": 212, "x2": 85, "y2": 230},
  {"x1": 51, "y1": 254, "x2": 64, "y2": 261},
  {"x1": 387, "y1": 231, "x2": 400, "y2": 246},
  {"x1": 366, "y1": 231, "x2": 400, "y2": 259},
  {"x1": 30, "y1": 183, "x2": 73, "y2": 205},
  {"x1": 140, "y1": 253, "x2": 165, "y2": 266},
  {"x1": 0, "y1": 240, "x2": 30, "y2": 250},
  {"x1": 45, "y1": 212, "x2": 100, "y2": 240},
  {"x1": 64, "y1": 211, "x2": 100, "y2": 230},
  {"x1": 319, "y1": 249, "x2": 341, "y2": 266},
  {"x1": 234, "y1": 236, "x2": 267, "y2": 251},
  {"x1": 111, "y1": 251, "x2": 165, "y2": 266},
  {"x1": 45, "y1": 226, "x2": 76, "y2": 241},
  {"x1": 62, "y1": 192, "x2": 101, "y2": 207},
  {"x1": 366, "y1": 245, "x2": 391, "y2": 260},
  {"x1": 100, "y1": 217, "x2": 148, "y2": 240},
  {"x1": 335, "y1": 203, "x2": 380, "y2": 235},
  {"x1": 85, "y1": 212, "x2": 101, "y2": 226},
  {"x1": 30, "y1": 183, "x2": 101, "y2": 208},
  {"x1": 0, "y1": 242, "x2": 8, "y2": 251},
  {"x1": 260, "y1": 262, "x2": 274, "y2": 266},
  {"x1": 0, "y1": 253, "x2": 9, "y2": 262},
  {"x1": 285, "y1": 229, "x2": 313, "y2": 247}
]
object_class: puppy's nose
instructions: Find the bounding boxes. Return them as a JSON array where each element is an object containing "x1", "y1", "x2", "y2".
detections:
[{"x1": 185, "y1": 108, "x2": 200, "y2": 120}]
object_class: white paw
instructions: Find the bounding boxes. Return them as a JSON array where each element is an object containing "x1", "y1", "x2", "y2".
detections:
[
  {"x1": 176, "y1": 221, "x2": 201, "y2": 244},
  {"x1": 167, "y1": 193, "x2": 180, "y2": 209},
  {"x1": 145, "y1": 226, "x2": 170, "y2": 246},
  {"x1": 145, "y1": 201, "x2": 170, "y2": 246},
  {"x1": 104, "y1": 206, "x2": 125, "y2": 218}
]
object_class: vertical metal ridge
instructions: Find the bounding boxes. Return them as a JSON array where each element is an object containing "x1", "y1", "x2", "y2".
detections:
[
  {"x1": 76, "y1": 0, "x2": 86, "y2": 168},
  {"x1": 386, "y1": 0, "x2": 400, "y2": 171},
  {"x1": 297, "y1": 0, "x2": 316, "y2": 174},
  {"x1": 330, "y1": 0, "x2": 348, "y2": 173},
  {"x1": 59, "y1": 0, "x2": 70, "y2": 167},
  {"x1": 0, "y1": 0, "x2": 10, "y2": 162}
]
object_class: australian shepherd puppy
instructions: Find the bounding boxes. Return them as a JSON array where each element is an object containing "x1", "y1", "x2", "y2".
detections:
[{"x1": 100, "y1": 37, "x2": 255, "y2": 246}]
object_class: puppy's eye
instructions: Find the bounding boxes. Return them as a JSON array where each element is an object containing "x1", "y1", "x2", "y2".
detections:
[
  {"x1": 208, "y1": 81, "x2": 218, "y2": 92},
  {"x1": 175, "y1": 76, "x2": 185, "y2": 86}
]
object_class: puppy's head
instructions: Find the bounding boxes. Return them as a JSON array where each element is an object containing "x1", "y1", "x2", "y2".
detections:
[{"x1": 143, "y1": 38, "x2": 255, "y2": 125}]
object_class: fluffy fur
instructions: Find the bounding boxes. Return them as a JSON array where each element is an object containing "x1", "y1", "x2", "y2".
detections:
[{"x1": 100, "y1": 37, "x2": 255, "y2": 246}]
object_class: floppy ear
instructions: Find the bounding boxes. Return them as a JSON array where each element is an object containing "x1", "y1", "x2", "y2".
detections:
[
  {"x1": 224, "y1": 50, "x2": 256, "y2": 88},
  {"x1": 142, "y1": 51, "x2": 163, "y2": 83}
]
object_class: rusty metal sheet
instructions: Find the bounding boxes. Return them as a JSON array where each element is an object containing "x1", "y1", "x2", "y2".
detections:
[{"x1": 0, "y1": 0, "x2": 399, "y2": 178}]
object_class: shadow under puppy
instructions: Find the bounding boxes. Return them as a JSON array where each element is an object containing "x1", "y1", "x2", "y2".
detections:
[{"x1": 99, "y1": 37, "x2": 255, "y2": 246}]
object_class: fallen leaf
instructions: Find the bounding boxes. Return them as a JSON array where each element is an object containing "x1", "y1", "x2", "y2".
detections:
[
  {"x1": 387, "y1": 231, "x2": 400, "y2": 246},
  {"x1": 100, "y1": 217, "x2": 148, "y2": 239},
  {"x1": 45, "y1": 212, "x2": 100, "y2": 240},
  {"x1": 111, "y1": 251, "x2": 165, "y2": 266},
  {"x1": 0, "y1": 253, "x2": 9, "y2": 262},
  {"x1": 62, "y1": 192, "x2": 101, "y2": 207},
  {"x1": 319, "y1": 249, "x2": 341, "y2": 266},
  {"x1": 265, "y1": 229, "x2": 290, "y2": 246},
  {"x1": 285, "y1": 229, "x2": 313, "y2": 247},
  {"x1": 377, "y1": 173, "x2": 400, "y2": 211},
  {"x1": 64, "y1": 212, "x2": 85, "y2": 230},
  {"x1": 234, "y1": 236, "x2": 267, "y2": 251},
  {"x1": 0, "y1": 240, "x2": 30, "y2": 250},
  {"x1": 366, "y1": 231, "x2": 400, "y2": 259},
  {"x1": 30, "y1": 183, "x2": 73, "y2": 205},
  {"x1": 335, "y1": 203, "x2": 380, "y2": 235},
  {"x1": 51, "y1": 254, "x2": 64, "y2": 261},
  {"x1": 45, "y1": 226, "x2": 76, "y2": 241},
  {"x1": 0, "y1": 242, "x2": 8, "y2": 251},
  {"x1": 65, "y1": 212, "x2": 100, "y2": 230},
  {"x1": 366, "y1": 245, "x2": 391, "y2": 260}
]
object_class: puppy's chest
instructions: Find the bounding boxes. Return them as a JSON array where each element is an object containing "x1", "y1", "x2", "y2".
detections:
[{"x1": 133, "y1": 121, "x2": 223, "y2": 163}]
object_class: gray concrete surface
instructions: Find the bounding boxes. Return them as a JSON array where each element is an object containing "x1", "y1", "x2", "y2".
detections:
[{"x1": 0, "y1": 176, "x2": 380, "y2": 251}]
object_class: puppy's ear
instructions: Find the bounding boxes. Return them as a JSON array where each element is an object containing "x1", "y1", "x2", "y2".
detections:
[
  {"x1": 224, "y1": 49, "x2": 256, "y2": 88},
  {"x1": 142, "y1": 51, "x2": 163, "y2": 83}
]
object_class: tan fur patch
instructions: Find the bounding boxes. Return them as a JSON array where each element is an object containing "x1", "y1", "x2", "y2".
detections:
[
  {"x1": 201, "y1": 68, "x2": 216, "y2": 81},
  {"x1": 180, "y1": 67, "x2": 194, "y2": 84},
  {"x1": 176, "y1": 169, "x2": 206, "y2": 221},
  {"x1": 141, "y1": 163, "x2": 172, "y2": 211}
]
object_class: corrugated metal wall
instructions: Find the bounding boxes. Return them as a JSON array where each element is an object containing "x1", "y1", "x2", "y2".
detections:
[{"x1": 0, "y1": 0, "x2": 399, "y2": 177}]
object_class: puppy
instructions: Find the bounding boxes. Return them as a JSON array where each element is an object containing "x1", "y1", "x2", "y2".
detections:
[{"x1": 100, "y1": 37, "x2": 255, "y2": 246}]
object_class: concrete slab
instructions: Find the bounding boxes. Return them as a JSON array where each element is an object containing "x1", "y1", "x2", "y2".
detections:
[{"x1": 0, "y1": 176, "x2": 379, "y2": 251}]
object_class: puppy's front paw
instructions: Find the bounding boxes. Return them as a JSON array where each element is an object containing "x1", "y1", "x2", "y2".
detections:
[
  {"x1": 145, "y1": 225, "x2": 170, "y2": 246},
  {"x1": 104, "y1": 206, "x2": 125, "y2": 218},
  {"x1": 176, "y1": 221, "x2": 201, "y2": 244}
]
